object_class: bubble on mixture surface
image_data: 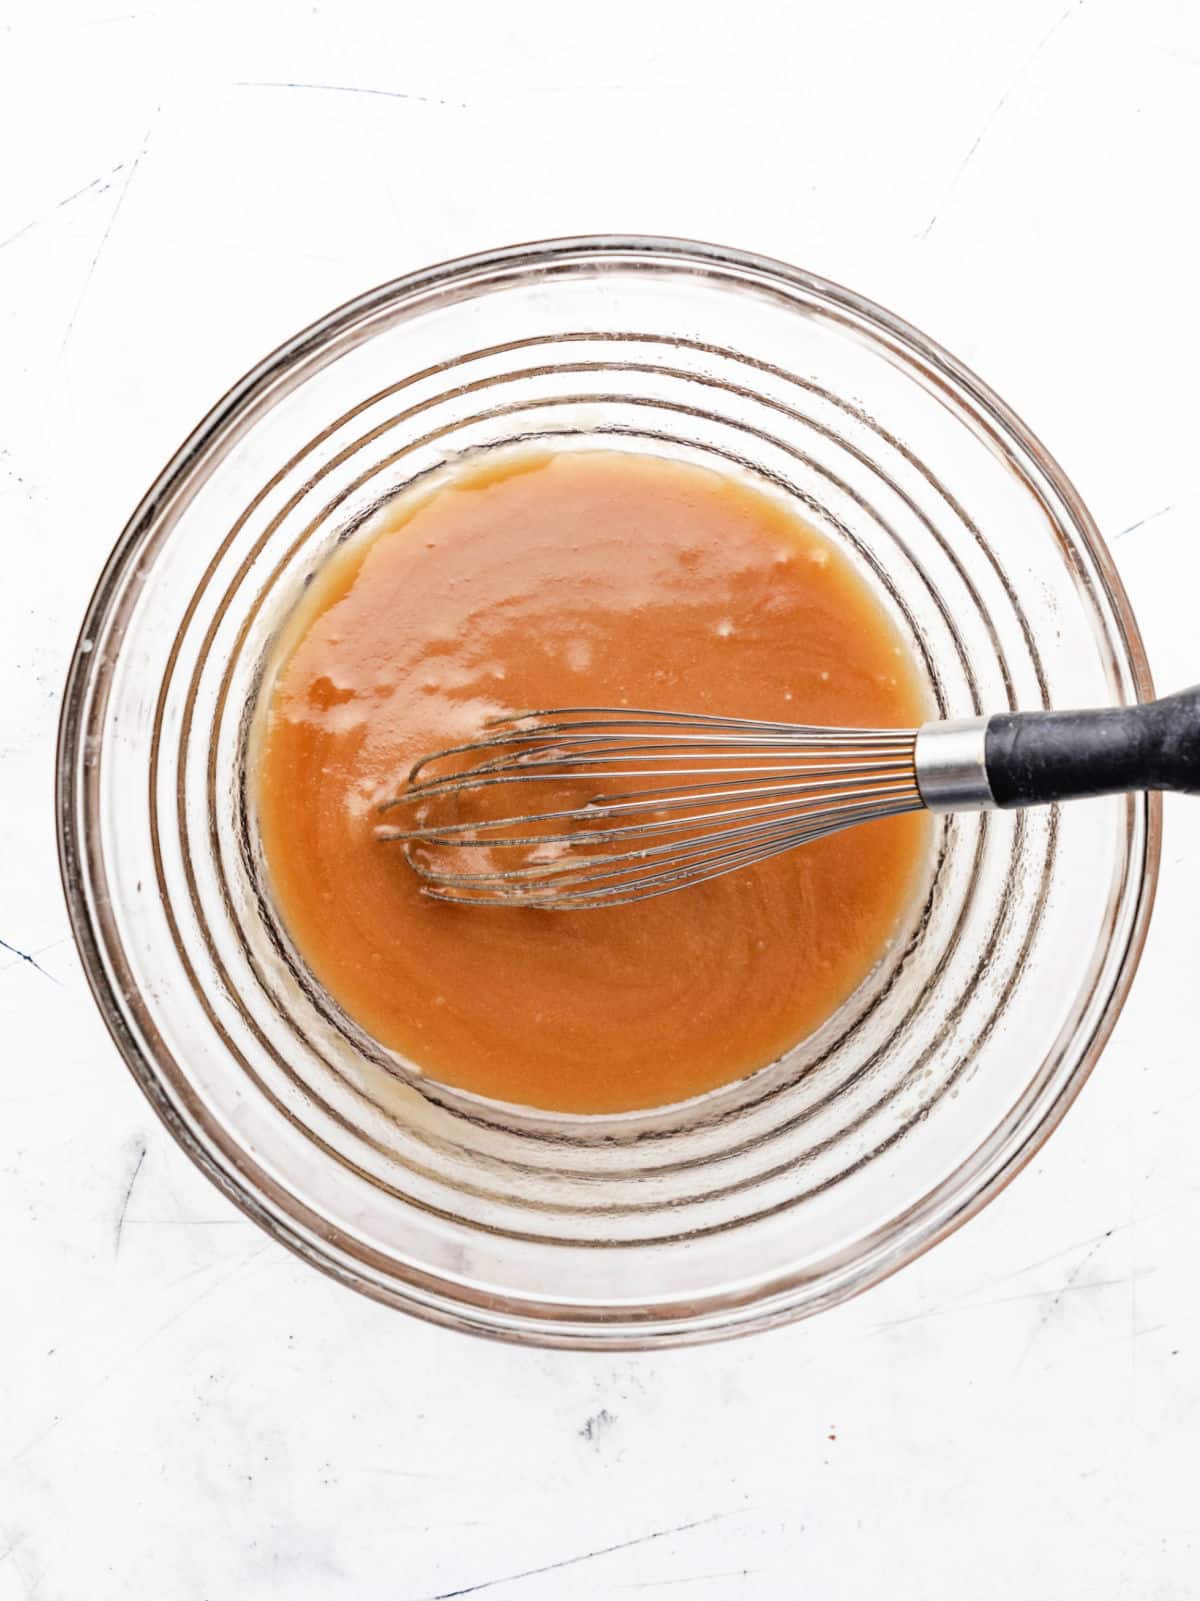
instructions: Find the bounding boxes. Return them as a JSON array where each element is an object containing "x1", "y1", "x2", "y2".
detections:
[{"x1": 715, "y1": 618, "x2": 735, "y2": 638}]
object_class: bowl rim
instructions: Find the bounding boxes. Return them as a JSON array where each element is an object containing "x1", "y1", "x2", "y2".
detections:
[{"x1": 56, "y1": 234, "x2": 1161, "y2": 1347}]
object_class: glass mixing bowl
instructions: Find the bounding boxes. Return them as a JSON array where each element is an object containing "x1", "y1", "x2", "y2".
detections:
[{"x1": 57, "y1": 237, "x2": 1159, "y2": 1347}]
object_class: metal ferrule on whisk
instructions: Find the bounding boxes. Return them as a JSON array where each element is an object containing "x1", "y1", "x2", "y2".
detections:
[{"x1": 912, "y1": 717, "x2": 995, "y2": 813}]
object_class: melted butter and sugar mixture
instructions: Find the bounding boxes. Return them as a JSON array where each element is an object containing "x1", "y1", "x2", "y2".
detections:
[{"x1": 256, "y1": 450, "x2": 930, "y2": 1113}]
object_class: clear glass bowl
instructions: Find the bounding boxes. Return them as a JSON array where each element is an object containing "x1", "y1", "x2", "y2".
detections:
[{"x1": 57, "y1": 237, "x2": 1159, "y2": 1347}]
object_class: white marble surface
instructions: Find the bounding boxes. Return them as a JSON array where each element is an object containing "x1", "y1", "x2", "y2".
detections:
[{"x1": 3, "y1": 0, "x2": 1200, "y2": 1595}]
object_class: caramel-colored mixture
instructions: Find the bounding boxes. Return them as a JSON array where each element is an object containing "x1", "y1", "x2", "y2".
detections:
[{"x1": 256, "y1": 451, "x2": 929, "y2": 1112}]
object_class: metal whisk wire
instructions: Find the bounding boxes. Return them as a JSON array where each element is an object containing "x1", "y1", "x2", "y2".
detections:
[
  {"x1": 378, "y1": 709, "x2": 924, "y2": 908},
  {"x1": 377, "y1": 684, "x2": 1200, "y2": 906}
]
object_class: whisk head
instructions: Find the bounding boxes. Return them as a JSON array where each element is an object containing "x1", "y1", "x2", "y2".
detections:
[{"x1": 378, "y1": 709, "x2": 925, "y2": 909}]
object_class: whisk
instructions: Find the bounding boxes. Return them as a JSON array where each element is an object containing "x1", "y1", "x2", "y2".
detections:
[{"x1": 378, "y1": 686, "x2": 1199, "y2": 909}]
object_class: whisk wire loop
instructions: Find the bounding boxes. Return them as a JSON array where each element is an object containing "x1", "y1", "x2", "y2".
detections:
[{"x1": 380, "y1": 708, "x2": 923, "y2": 908}]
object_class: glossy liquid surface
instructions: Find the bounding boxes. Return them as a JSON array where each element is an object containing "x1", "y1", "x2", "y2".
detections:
[{"x1": 256, "y1": 450, "x2": 930, "y2": 1112}]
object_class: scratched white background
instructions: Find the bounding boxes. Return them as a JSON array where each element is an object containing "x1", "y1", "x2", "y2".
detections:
[{"x1": 3, "y1": 0, "x2": 1200, "y2": 1596}]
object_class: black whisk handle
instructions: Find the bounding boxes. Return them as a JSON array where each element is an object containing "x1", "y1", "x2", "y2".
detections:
[{"x1": 984, "y1": 684, "x2": 1200, "y2": 808}]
